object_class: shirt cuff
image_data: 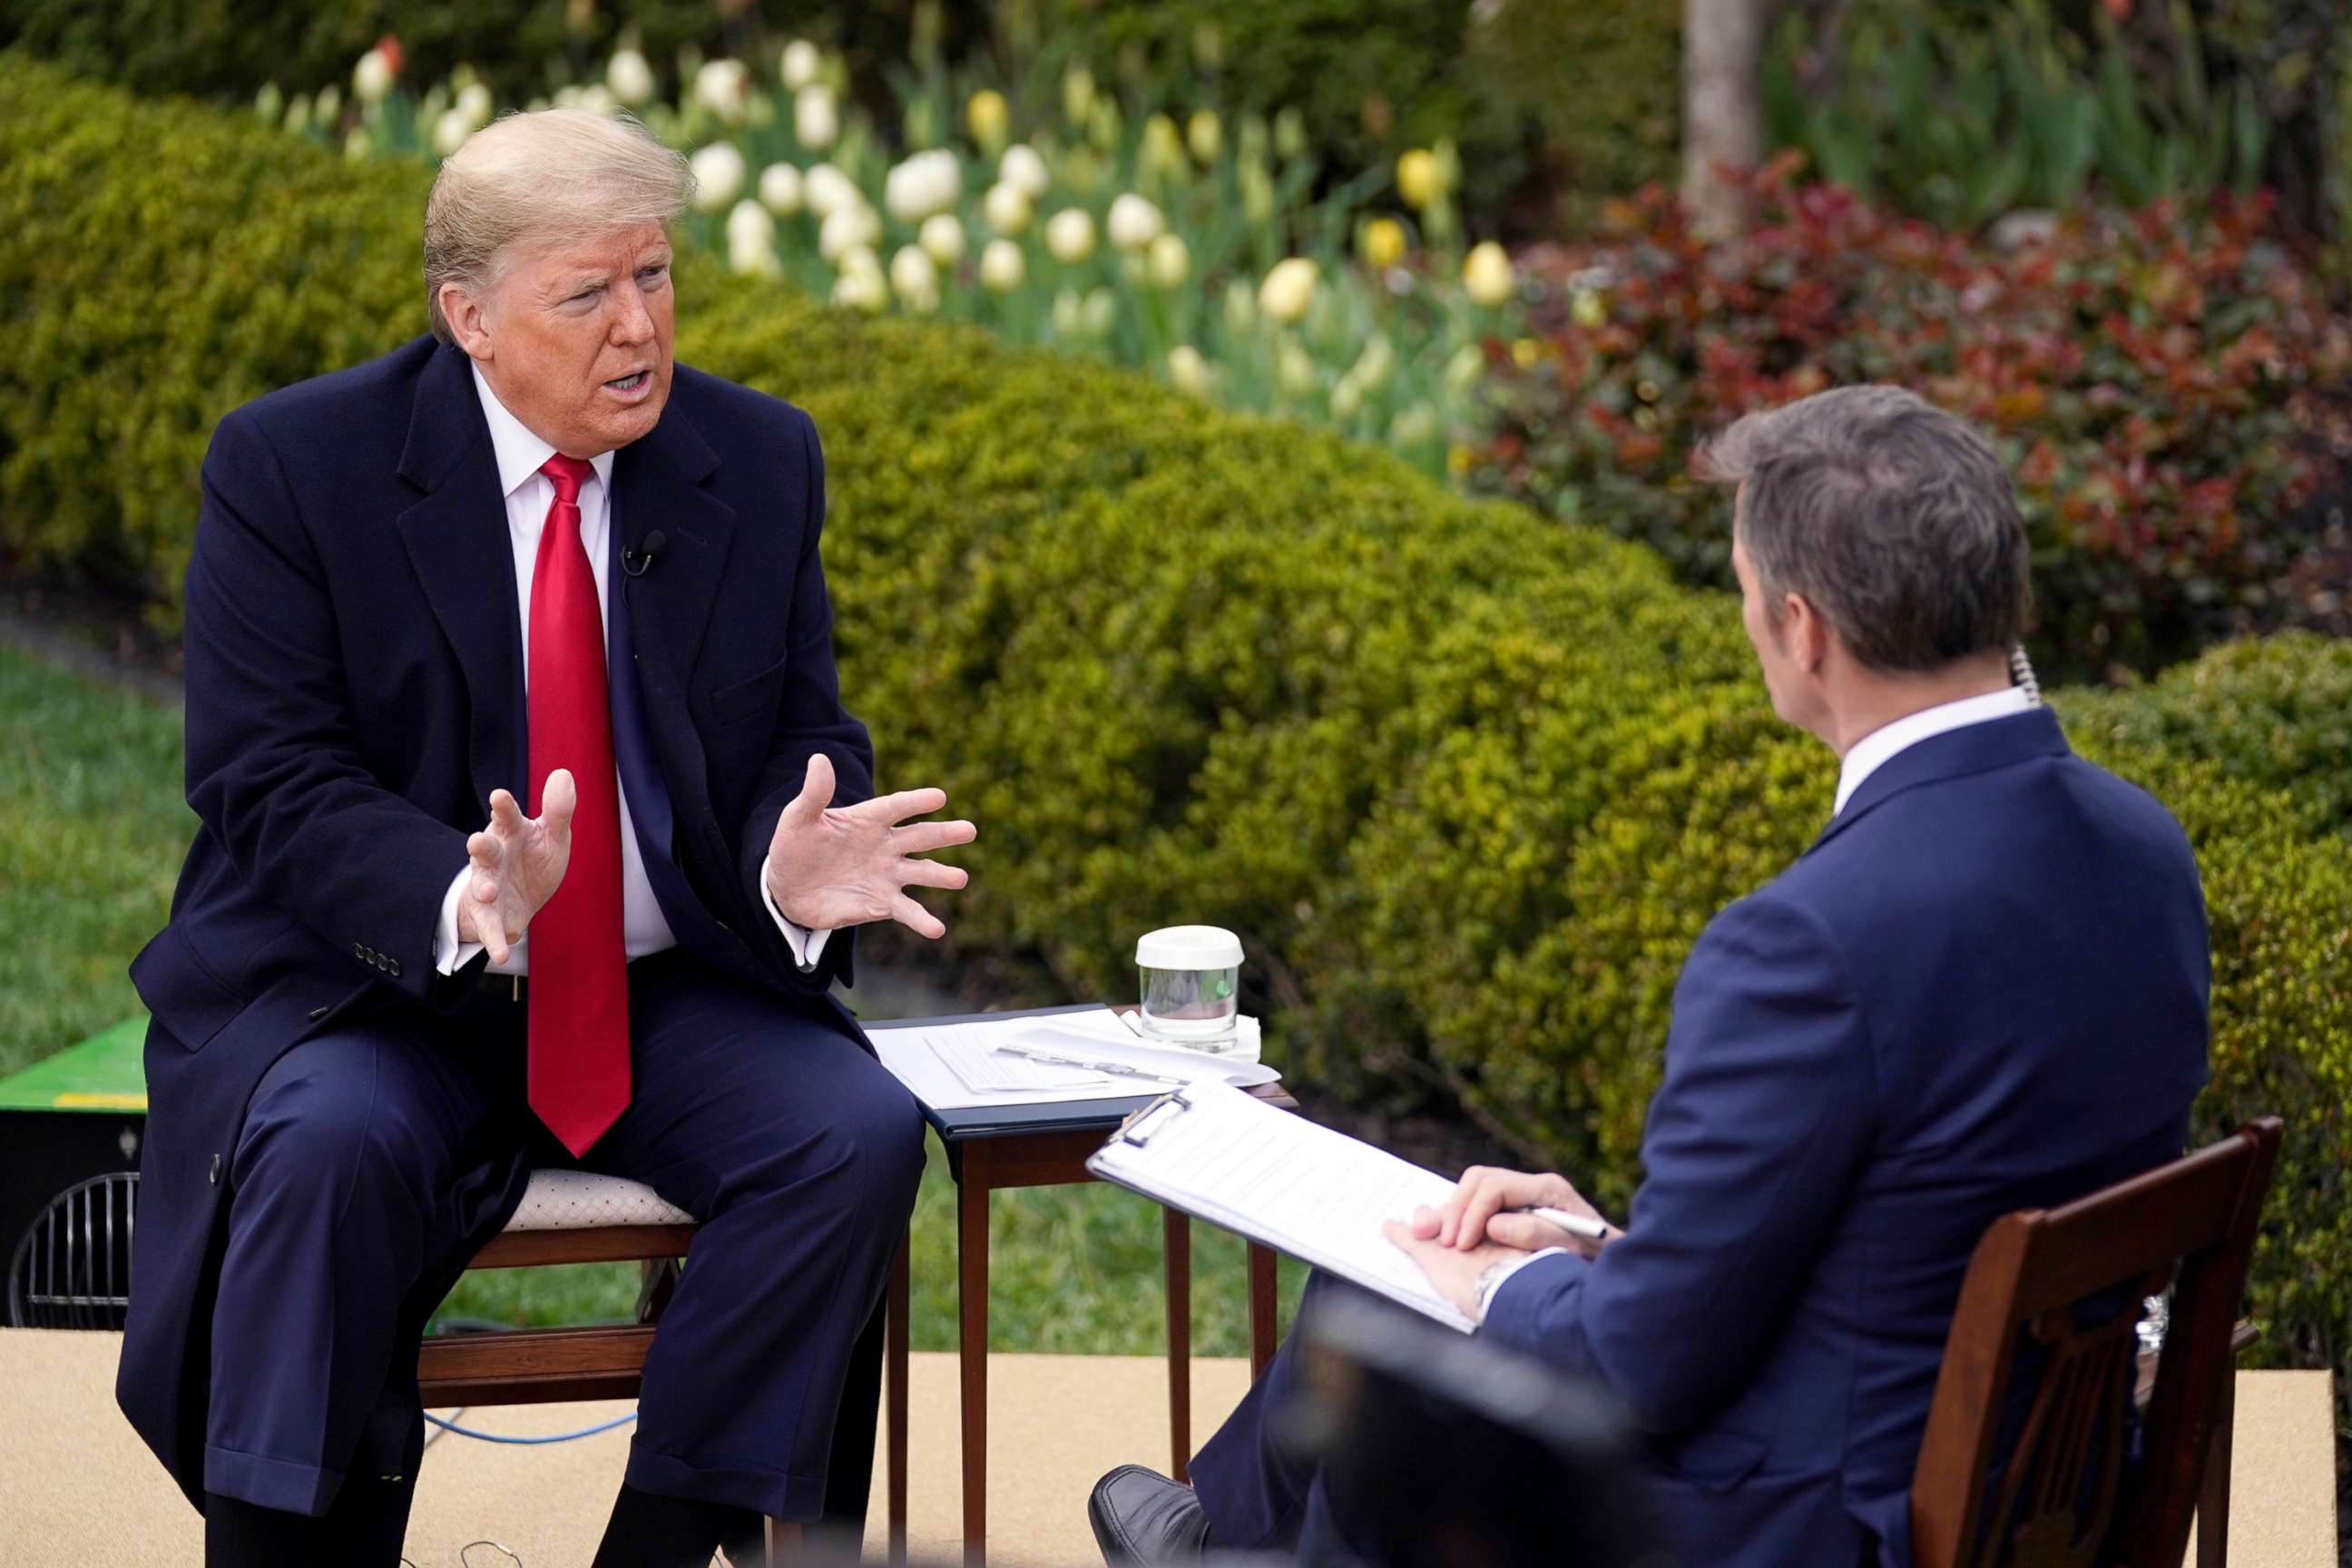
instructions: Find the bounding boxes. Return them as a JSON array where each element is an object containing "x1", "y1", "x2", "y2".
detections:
[
  {"x1": 435, "y1": 859, "x2": 485, "y2": 976},
  {"x1": 757, "y1": 852, "x2": 831, "y2": 973},
  {"x1": 1477, "y1": 1247, "x2": 1570, "y2": 1319}
]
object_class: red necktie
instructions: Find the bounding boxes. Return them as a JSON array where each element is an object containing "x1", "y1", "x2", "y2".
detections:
[{"x1": 525, "y1": 453, "x2": 630, "y2": 1155}]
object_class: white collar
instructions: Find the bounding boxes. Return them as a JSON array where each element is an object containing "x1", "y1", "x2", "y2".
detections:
[
  {"x1": 469, "y1": 361, "x2": 615, "y2": 500},
  {"x1": 1834, "y1": 686, "x2": 2037, "y2": 816}
]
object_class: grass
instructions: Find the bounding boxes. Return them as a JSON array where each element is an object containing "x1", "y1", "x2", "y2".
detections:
[{"x1": 0, "y1": 638, "x2": 1306, "y2": 1354}]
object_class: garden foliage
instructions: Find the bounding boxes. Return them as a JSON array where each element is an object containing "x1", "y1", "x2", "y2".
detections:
[
  {"x1": 2, "y1": 51, "x2": 2347, "y2": 1421},
  {"x1": 1470, "y1": 166, "x2": 2352, "y2": 683}
]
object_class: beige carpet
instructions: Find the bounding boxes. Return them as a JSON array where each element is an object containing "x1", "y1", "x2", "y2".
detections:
[{"x1": 0, "y1": 1329, "x2": 2333, "y2": 1566}]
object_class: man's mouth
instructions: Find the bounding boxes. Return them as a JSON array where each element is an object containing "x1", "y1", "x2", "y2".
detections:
[{"x1": 604, "y1": 370, "x2": 651, "y2": 391}]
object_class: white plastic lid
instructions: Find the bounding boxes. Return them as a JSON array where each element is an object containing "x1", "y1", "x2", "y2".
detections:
[{"x1": 1136, "y1": 925, "x2": 1244, "y2": 971}]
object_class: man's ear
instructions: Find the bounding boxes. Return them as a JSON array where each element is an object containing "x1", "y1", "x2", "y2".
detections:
[
  {"x1": 438, "y1": 282, "x2": 492, "y2": 361},
  {"x1": 1784, "y1": 592, "x2": 1828, "y2": 675}
]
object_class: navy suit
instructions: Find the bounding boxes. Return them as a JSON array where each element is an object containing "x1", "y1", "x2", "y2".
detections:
[
  {"x1": 1191, "y1": 708, "x2": 2211, "y2": 1568},
  {"x1": 117, "y1": 335, "x2": 924, "y2": 1525}
]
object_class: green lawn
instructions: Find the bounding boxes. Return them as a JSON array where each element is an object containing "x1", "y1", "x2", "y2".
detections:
[{"x1": 0, "y1": 639, "x2": 1305, "y2": 1354}]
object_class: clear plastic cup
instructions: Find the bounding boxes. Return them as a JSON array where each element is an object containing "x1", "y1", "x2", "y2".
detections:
[{"x1": 1136, "y1": 926, "x2": 1244, "y2": 1053}]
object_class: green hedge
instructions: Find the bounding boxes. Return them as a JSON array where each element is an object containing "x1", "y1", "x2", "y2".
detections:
[{"x1": 5, "y1": 53, "x2": 2347, "y2": 1426}]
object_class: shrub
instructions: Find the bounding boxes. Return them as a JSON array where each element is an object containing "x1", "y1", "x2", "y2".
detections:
[
  {"x1": 6, "y1": 52, "x2": 2347, "y2": 1449},
  {"x1": 1465, "y1": 167, "x2": 2352, "y2": 684}
]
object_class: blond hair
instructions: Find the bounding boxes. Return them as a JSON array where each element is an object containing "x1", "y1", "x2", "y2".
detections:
[{"x1": 423, "y1": 107, "x2": 694, "y2": 343}]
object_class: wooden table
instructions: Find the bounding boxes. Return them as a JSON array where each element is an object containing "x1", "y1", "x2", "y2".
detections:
[{"x1": 869, "y1": 1007, "x2": 1291, "y2": 1566}]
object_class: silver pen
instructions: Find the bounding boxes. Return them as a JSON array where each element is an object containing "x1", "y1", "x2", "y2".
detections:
[{"x1": 994, "y1": 1043, "x2": 1193, "y2": 1087}]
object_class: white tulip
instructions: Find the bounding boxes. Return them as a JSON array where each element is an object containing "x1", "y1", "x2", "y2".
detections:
[
  {"x1": 818, "y1": 203, "x2": 881, "y2": 263},
  {"x1": 1080, "y1": 286, "x2": 1117, "y2": 338},
  {"x1": 839, "y1": 244, "x2": 883, "y2": 279},
  {"x1": 1050, "y1": 289, "x2": 1083, "y2": 337},
  {"x1": 981, "y1": 180, "x2": 1033, "y2": 235},
  {"x1": 883, "y1": 149, "x2": 961, "y2": 223},
  {"x1": 1331, "y1": 372, "x2": 1364, "y2": 420},
  {"x1": 890, "y1": 246, "x2": 941, "y2": 313},
  {"x1": 759, "y1": 162, "x2": 805, "y2": 216},
  {"x1": 999, "y1": 143, "x2": 1050, "y2": 200},
  {"x1": 919, "y1": 212, "x2": 966, "y2": 266},
  {"x1": 577, "y1": 83, "x2": 616, "y2": 116},
  {"x1": 284, "y1": 92, "x2": 310, "y2": 133},
  {"x1": 345, "y1": 127, "x2": 373, "y2": 161},
  {"x1": 795, "y1": 84, "x2": 838, "y2": 150},
  {"x1": 1222, "y1": 279, "x2": 1256, "y2": 334},
  {"x1": 779, "y1": 40, "x2": 821, "y2": 92},
  {"x1": 1463, "y1": 240, "x2": 1515, "y2": 308},
  {"x1": 1257, "y1": 257, "x2": 1318, "y2": 325},
  {"x1": 690, "y1": 143, "x2": 748, "y2": 212},
  {"x1": 802, "y1": 162, "x2": 858, "y2": 220},
  {"x1": 1167, "y1": 345, "x2": 1210, "y2": 395},
  {"x1": 315, "y1": 84, "x2": 342, "y2": 125},
  {"x1": 1390, "y1": 403, "x2": 1439, "y2": 447},
  {"x1": 1350, "y1": 333, "x2": 1396, "y2": 392},
  {"x1": 606, "y1": 48, "x2": 655, "y2": 106},
  {"x1": 255, "y1": 82, "x2": 283, "y2": 122},
  {"x1": 832, "y1": 267, "x2": 889, "y2": 313},
  {"x1": 1105, "y1": 192, "x2": 1164, "y2": 251},
  {"x1": 979, "y1": 238, "x2": 1025, "y2": 293},
  {"x1": 1444, "y1": 342, "x2": 1485, "y2": 396},
  {"x1": 726, "y1": 198, "x2": 775, "y2": 250},
  {"x1": 1277, "y1": 343, "x2": 1319, "y2": 399},
  {"x1": 554, "y1": 83, "x2": 583, "y2": 108},
  {"x1": 456, "y1": 81, "x2": 493, "y2": 129},
  {"x1": 695, "y1": 59, "x2": 750, "y2": 122},
  {"x1": 1146, "y1": 232, "x2": 1190, "y2": 289},
  {"x1": 1044, "y1": 208, "x2": 1095, "y2": 265},
  {"x1": 352, "y1": 47, "x2": 394, "y2": 106},
  {"x1": 432, "y1": 106, "x2": 474, "y2": 157},
  {"x1": 730, "y1": 241, "x2": 779, "y2": 279}
]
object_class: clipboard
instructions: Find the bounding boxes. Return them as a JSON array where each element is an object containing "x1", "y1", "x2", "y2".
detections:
[{"x1": 1086, "y1": 1082, "x2": 1476, "y2": 1332}]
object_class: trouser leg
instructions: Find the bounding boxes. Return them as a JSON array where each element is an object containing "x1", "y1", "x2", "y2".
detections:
[
  {"x1": 586, "y1": 961, "x2": 926, "y2": 1523},
  {"x1": 203, "y1": 1014, "x2": 523, "y2": 1519},
  {"x1": 1189, "y1": 1269, "x2": 1367, "y2": 1553}
]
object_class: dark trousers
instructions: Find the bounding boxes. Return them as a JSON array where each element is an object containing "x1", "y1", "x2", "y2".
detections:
[
  {"x1": 201, "y1": 948, "x2": 926, "y2": 1523},
  {"x1": 1188, "y1": 1270, "x2": 1358, "y2": 1556}
]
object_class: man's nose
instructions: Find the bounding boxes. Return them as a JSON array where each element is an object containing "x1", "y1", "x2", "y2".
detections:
[{"x1": 610, "y1": 284, "x2": 654, "y2": 345}]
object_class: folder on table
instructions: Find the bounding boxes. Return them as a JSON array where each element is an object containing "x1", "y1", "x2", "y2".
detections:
[{"x1": 1085, "y1": 1079, "x2": 1476, "y2": 1331}]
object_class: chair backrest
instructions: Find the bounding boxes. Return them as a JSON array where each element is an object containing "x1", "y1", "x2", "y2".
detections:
[{"x1": 1909, "y1": 1118, "x2": 2281, "y2": 1568}]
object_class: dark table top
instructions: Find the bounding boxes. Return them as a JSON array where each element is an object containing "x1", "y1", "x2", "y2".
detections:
[{"x1": 866, "y1": 1003, "x2": 1289, "y2": 1142}]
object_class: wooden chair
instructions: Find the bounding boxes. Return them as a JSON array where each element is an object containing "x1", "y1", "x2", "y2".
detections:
[
  {"x1": 413, "y1": 1171, "x2": 828, "y2": 1556},
  {"x1": 1909, "y1": 1118, "x2": 2282, "y2": 1568}
]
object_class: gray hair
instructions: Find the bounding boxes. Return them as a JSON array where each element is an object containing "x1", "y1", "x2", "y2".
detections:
[
  {"x1": 1695, "y1": 386, "x2": 2033, "y2": 673},
  {"x1": 424, "y1": 107, "x2": 694, "y2": 344}
]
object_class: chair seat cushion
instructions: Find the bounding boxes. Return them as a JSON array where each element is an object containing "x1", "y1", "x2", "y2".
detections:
[{"x1": 502, "y1": 1168, "x2": 698, "y2": 1231}]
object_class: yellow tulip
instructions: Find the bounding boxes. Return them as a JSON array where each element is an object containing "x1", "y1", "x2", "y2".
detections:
[
  {"x1": 967, "y1": 89, "x2": 1010, "y2": 152},
  {"x1": 1359, "y1": 217, "x2": 1406, "y2": 272},
  {"x1": 1463, "y1": 241, "x2": 1514, "y2": 309},
  {"x1": 1187, "y1": 109, "x2": 1221, "y2": 166},
  {"x1": 1258, "y1": 257, "x2": 1318, "y2": 326},
  {"x1": 1397, "y1": 149, "x2": 1440, "y2": 211}
]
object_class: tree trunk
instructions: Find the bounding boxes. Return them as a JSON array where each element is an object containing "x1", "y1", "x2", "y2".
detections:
[{"x1": 1683, "y1": 0, "x2": 1776, "y2": 238}]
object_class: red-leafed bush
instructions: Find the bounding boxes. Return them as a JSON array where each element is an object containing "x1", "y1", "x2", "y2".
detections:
[{"x1": 1467, "y1": 162, "x2": 2352, "y2": 681}]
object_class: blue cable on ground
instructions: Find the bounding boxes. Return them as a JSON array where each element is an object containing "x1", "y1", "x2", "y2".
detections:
[{"x1": 423, "y1": 1409, "x2": 638, "y2": 1444}]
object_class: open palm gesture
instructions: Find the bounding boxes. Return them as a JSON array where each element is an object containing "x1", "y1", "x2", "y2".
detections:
[
  {"x1": 455, "y1": 771, "x2": 576, "y2": 964},
  {"x1": 764, "y1": 754, "x2": 975, "y2": 939}
]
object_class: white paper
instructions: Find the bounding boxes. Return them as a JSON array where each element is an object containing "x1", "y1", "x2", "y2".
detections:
[
  {"x1": 873, "y1": 1008, "x2": 1282, "y2": 1112},
  {"x1": 927, "y1": 1028, "x2": 1106, "y2": 1094},
  {"x1": 1088, "y1": 1079, "x2": 1474, "y2": 1331}
]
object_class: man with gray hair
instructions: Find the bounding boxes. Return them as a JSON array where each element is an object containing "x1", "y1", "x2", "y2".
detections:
[
  {"x1": 116, "y1": 108, "x2": 972, "y2": 1566},
  {"x1": 1092, "y1": 387, "x2": 2210, "y2": 1568}
]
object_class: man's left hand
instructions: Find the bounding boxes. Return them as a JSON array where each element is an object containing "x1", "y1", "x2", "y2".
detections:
[
  {"x1": 1382, "y1": 1218, "x2": 1531, "y2": 1321},
  {"x1": 765, "y1": 753, "x2": 976, "y2": 939}
]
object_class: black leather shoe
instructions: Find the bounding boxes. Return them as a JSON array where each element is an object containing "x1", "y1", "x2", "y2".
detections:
[{"x1": 1089, "y1": 1465, "x2": 1210, "y2": 1565}]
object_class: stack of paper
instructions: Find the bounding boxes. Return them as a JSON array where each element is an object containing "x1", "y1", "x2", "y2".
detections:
[{"x1": 874, "y1": 1008, "x2": 1280, "y2": 1112}]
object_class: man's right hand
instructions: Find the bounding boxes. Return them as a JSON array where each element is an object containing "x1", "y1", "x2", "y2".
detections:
[
  {"x1": 456, "y1": 772, "x2": 576, "y2": 965},
  {"x1": 1411, "y1": 1165, "x2": 1613, "y2": 1257}
]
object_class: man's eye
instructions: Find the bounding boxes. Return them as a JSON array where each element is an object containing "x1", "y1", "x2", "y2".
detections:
[
  {"x1": 568, "y1": 288, "x2": 603, "y2": 306},
  {"x1": 640, "y1": 265, "x2": 671, "y2": 284}
]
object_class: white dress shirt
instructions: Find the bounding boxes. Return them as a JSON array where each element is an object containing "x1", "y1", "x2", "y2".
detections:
[
  {"x1": 1472, "y1": 681, "x2": 2041, "y2": 1321},
  {"x1": 433, "y1": 365, "x2": 828, "y2": 975}
]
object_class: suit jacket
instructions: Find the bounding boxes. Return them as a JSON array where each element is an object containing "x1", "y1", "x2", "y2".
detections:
[
  {"x1": 116, "y1": 334, "x2": 876, "y2": 1505},
  {"x1": 1480, "y1": 708, "x2": 2211, "y2": 1568}
]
